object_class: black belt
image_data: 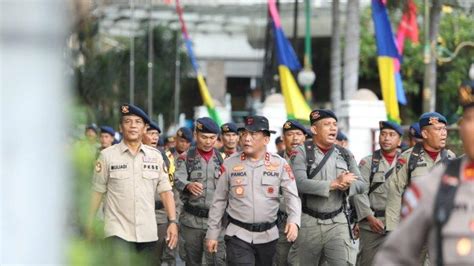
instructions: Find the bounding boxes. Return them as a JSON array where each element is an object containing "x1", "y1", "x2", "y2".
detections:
[
  {"x1": 228, "y1": 215, "x2": 276, "y2": 232},
  {"x1": 184, "y1": 203, "x2": 209, "y2": 218},
  {"x1": 155, "y1": 201, "x2": 164, "y2": 210},
  {"x1": 372, "y1": 209, "x2": 385, "y2": 218},
  {"x1": 302, "y1": 206, "x2": 343, "y2": 220}
]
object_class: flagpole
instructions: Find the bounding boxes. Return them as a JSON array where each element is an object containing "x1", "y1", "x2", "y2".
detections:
[{"x1": 129, "y1": 0, "x2": 135, "y2": 104}]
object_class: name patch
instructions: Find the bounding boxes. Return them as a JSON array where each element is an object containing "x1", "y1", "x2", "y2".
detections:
[{"x1": 111, "y1": 164, "x2": 127, "y2": 170}]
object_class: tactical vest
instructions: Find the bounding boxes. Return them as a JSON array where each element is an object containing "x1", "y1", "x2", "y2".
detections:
[
  {"x1": 185, "y1": 146, "x2": 224, "y2": 180},
  {"x1": 406, "y1": 143, "x2": 450, "y2": 187}
]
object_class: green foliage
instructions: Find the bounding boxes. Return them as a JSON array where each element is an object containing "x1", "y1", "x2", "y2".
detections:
[
  {"x1": 75, "y1": 25, "x2": 190, "y2": 127},
  {"x1": 359, "y1": 3, "x2": 474, "y2": 122}
]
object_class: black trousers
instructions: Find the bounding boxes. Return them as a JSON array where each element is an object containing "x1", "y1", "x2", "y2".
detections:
[
  {"x1": 225, "y1": 236, "x2": 277, "y2": 266},
  {"x1": 104, "y1": 236, "x2": 157, "y2": 266}
]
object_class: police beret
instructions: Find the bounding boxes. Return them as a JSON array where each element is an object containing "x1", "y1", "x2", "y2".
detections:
[
  {"x1": 158, "y1": 137, "x2": 165, "y2": 147},
  {"x1": 238, "y1": 115, "x2": 276, "y2": 135},
  {"x1": 275, "y1": 136, "x2": 283, "y2": 144},
  {"x1": 336, "y1": 131, "x2": 348, "y2": 141},
  {"x1": 147, "y1": 121, "x2": 162, "y2": 134},
  {"x1": 409, "y1": 122, "x2": 422, "y2": 139},
  {"x1": 165, "y1": 136, "x2": 175, "y2": 143},
  {"x1": 379, "y1": 121, "x2": 403, "y2": 136},
  {"x1": 220, "y1": 122, "x2": 238, "y2": 134},
  {"x1": 419, "y1": 112, "x2": 447, "y2": 128},
  {"x1": 310, "y1": 109, "x2": 338, "y2": 124},
  {"x1": 195, "y1": 117, "x2": 220, "y2": 134},
  {"x1": 459, "y1": 82, "x2": 474, "y2": 110},
  {"x1": 176, "y1": 127, "x2": 193, "y2": 142},
  {"x1": 86, "y1": 124, "x2": 98, "y2": 133},
  {"x1": 100, "y1": 126, "x2": 115, "y2": 136},
  {"x1": 120, "y1": 103, "x2": 150, "y2": 124},
  {"x1": 283, "y1": 119, "x2": 308, "y2": 135}
]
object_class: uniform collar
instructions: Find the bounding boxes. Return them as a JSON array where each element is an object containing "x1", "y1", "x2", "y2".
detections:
[
  {"x1": 240, "y1": 151, "x2": 270, "y2": 167},
  {"x1": 118, "y1": 141, "x2": 148, "y2": 155}
]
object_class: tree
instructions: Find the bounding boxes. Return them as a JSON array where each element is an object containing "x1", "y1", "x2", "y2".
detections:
[
  {"x1": 330, "y1": 0, "x2": 342, "y2": 111},
  {"x1": 342, "y1": 0, "x2": 361, "y2": 100}
]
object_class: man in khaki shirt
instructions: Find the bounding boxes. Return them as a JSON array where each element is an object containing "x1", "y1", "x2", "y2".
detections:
[
  {"x1": 352, "y1": 121, "x2": 402, "y2": 266},
  {"x1": 375, "y1": 87, "x2": 474, "y2": 264},
  {"x1": 87, "y1": 104, "x2": 178, "y2": 264},
  {"x1": 385, "y1": 112, "x2": 456, "y2": 232}
]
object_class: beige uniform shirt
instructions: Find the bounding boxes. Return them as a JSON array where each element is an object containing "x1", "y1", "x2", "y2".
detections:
[
  {"x1": 206, "y1": 152, "x2": 301, "y2": 244},
  {"x1": 374, "y1": 159, "x2": 474, "y2": 265},
  {"x1": 93, "y1": 141, "x2": 172, "y2": 242},
  {"x1": 353, "y1": 152, "x2": 397, "y2": 232},
  {"x1": 385, "y1": 146, "x2": 455, "y2": 231},
  {"x1": 174, "y1": 149, "x2": 223, "y2": 229},
  {"x1": 290, "y1": 144, "x2": 366, "y2": 225}
]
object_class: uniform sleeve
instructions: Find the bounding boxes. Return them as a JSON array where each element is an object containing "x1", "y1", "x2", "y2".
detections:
[
  {"x1": 353, "y1": 157, "x2": 374, "y2": 221},
  {"x1": 373, "y1": 173, "x2": 436, "y2": 265},
  {"x1": 384, "y1": 154, "x2": 409, "y2": 231},
  {"x1": 156, "y1": 155, "x2": 172, "y2": 194},
  {"x1": 290, "y1": 145, "x2": 331, "y2": 198},
  {"x1": 206, "y1": 162, "x2": 230, "y2": 240},
  {"x1": 280, "y1": 161, "x2": 302, "y2": 227},
  {"x1": 173, "y1": 154, "x2": 190, "y2": 193},
  {"x1": 347, "y1": 151, "x2": 367, "y2": 196},
  {"x1": 92, "y1": 153, "x2": 108, "y2": 193}
]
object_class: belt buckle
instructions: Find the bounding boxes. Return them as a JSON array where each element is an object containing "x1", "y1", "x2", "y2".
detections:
[{"x1": 251, "y1": 224, "x2": 260, "y2": 232}]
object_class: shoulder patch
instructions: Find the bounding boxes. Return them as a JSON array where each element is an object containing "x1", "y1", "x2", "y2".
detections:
[
  {"x1": 95, "y1": 161, "x2": 102, "y2": 173},
  {"x1": 398, "y1": 157, "x2": 407, "y2": 165},
  {"x1": 284, "y1": 164, "x2": 295, "y2": 180}
]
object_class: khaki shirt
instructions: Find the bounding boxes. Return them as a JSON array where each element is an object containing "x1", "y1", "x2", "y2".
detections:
[
  {"x1": 206, "y1": 152, "x2": 301, "y2": 244},
  {"x1": 353, "y1": 152, "x2": 397, "y2": 232},
  {"x1": 385, "y1": 147, "x2": 455, "y2": 231},
  {"x1": 92, "y1": 141, "x2": 172, "y2": 242},
  {"x1": 374, "y1": 159, "x2": 474, "y2": 265},
  {"x1": 174, "y1": 149, "x2": 223, "y2": 229},
  {"x1": 290, "y1": 144, "x2": 366, "y2": 225},
  {"x1": 155, "y1": 149, "x2": 180, "y2": 224}
]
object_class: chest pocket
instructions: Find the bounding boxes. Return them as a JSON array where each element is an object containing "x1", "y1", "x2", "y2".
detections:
[
  {"x1": 143, "y1": 169, "x2": 160, "y2": 180},
  {"x1": 109, "y1": 170, "x2": 129, "y2": 180},
  {"x1": 262, "y1": 175, "x2": 279, "y2": 198},
  {"x1": 335, "y1": 160, "x2": 348, "y2": 177},
  {"x1": 230, "y1": 176, "x2": 248, "y2": 198},
  {"x1": 189, "y1": 170, "x2": 204, "y2": 181}
]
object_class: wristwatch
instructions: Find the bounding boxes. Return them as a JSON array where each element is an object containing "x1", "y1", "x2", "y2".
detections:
[{"x1": 168, "y1": 219, "x2": 178, "y2": 225}]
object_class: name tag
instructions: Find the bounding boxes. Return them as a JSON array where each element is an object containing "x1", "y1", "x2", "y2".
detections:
[
  {"x1": 263, "y1": 171, "x2": 279, "y2": 177},
  {"x1": 110, "y1": 164, "x2": 127, "y2": 170},
  {"x1": 231, "y1": 172, "x2": 247, "y2": 177},
  {"x1": 143, "y1": 164, "x2": 160, "y2": 170}
]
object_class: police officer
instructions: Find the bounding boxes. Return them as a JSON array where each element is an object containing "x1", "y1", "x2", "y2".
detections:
[
  {"x1": 352, "y1": 121, "x2": 403, "y2": 266},
  {"x1": 143, "y1": 121, "x2": 180, "y2": 266},
  {"x1": 385, "y1": 112, "x2": 456, "y2": 232},
  {"x1": 87, "y1": 104, "x2": 178, "y2": 265},
  {"x1": 205, "y1": 115, "x2": 301, "y2": 266},
  {"x1": 174, "y1": 127, "x2": 193, "y2": 159},
  {"x1": 165, "y1": 135, "x2": 177, "y2": 153},
  {"x1": 174, "y1": 117, "x2": 225, "y2": 266},
  {"x1": 408, "y1": 122, "x2": 423, "y2": 148},
  {"x1": 220, "y1": 122, "x2": 240, "y2": 158},
  {"x1": 275, "y1": 136, "x2": 286, "y2": 154},
  {"x1": 373, "y1": 87, "x2": 474, "y2": 265},
  {"x1": 275, "y1": 119, "x2": 308, "y2": 266},
  {"x1": 288, "y1": 109, "x2": 366, "y2": 266},
  {"x1": 336, "y1": 131, "x2": 349, "y2": 148},
  {"x1": 99, "y1": 126, "x2": 115, "y2": 151}
]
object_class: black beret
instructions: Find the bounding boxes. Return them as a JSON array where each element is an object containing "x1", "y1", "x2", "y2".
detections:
[
  {"x1": 275, "y1": 136, "x2": 283, "y2": 145},
  {"x1": 220, "y1": 122, "x2": 238, "y2": 134},
  {"x1": 310, "y1": 109, "x2": 338, "y2": 124},
  {"x1": 336, "y1": 131, "x2": 348, "y2": 141},
  {"x1": 120, "y1": 103, "x2": 150, "y2": 124},
  {"x1": 379, "y1": 121, "x2": 403, "y2": 136},
  {"x1": 409, "y1": 122, "x2": 422, "y2": 139},
  {"x1": 147, "y1": 121, "x2": 162, "y2": 134},
  {"x1": 100, "y1": 126, "x2": 115, "y2": 136},
  {"x1": 176, "y1": 127, "x2": 193, "y2": 142},
  {"x1": 283, "y1": 119, "x2": 307, "y2": 135},
  {"x1": 195, "y1": 117, "x2": 220, "y2": 134}
]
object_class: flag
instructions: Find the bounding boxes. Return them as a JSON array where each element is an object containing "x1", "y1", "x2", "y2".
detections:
[
  {"x1": 396, "y1": 0, "x2": 419, "y2": 53},
  {"x1": 372, "y1": 0, "x2": 405, "y2": 123},
  {"x1": 175, "y1": 0, "x2": 222, "y2": 125},
  {"x1": 268, "y1": 0, "x2": 311, "y2": 121}
]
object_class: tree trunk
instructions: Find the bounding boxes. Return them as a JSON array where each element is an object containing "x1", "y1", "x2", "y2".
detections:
[
  {"x1": 342, "y1": 0, "x2": 360, "y2": 101},
  {"x1": 330, "y1": 0, "x2": 342, "y2": 111},
  {"x1": 422, "y1": 0, "x2": 442, "y2": 112}
]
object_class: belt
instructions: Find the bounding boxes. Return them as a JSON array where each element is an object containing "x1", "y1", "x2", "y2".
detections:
[
  {"x1": 302, "y1": 206, "x2": 343, "y2": 220},
  {"x1": 372, "y1": 209, "x2": 385, "y2": 218},
  {"x1": 184, "y1": 203, "x2": 209, "y2": 218},
  {"x1": 228, "y1": 215, "x2": 277, "y2": 232},
  {"x1": 155, "y1": 201, "x2": 164, "y2": 210}
]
